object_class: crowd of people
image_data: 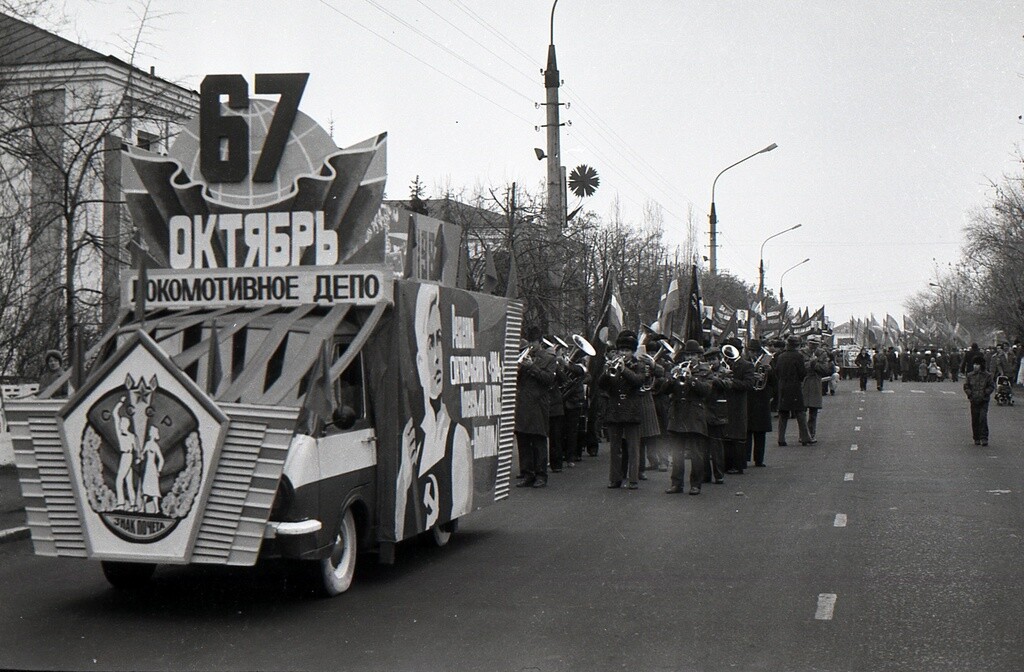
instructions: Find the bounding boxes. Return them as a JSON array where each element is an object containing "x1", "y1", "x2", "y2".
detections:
[
  {"x1": 514, "y1": 328, "x2": 1015, "y2": 492},
  {"x1": 514, "y1": 327, "x2": 837, "y2": 493},
  {"x1": 849, "y1": 341, "x2": 1024, "y2": 387}
]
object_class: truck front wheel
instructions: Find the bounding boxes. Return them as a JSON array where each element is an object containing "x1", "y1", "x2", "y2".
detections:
[
  {"x1": 431, "y1": 519, "x2": 458, "y2": 547},
  {"x1": 319, "y1": 508, "x2": 357, "y2": 596},
  {"x1": 101, "y1": 561, "x2": 156, "y2": 590}
]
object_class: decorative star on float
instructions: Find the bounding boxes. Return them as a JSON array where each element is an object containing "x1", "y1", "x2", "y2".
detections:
[{"x1": 568, "y1": 164, "x2": 600, "y2": 198}]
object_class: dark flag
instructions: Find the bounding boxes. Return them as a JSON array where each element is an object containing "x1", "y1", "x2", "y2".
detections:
[
  {"x1": 134, "y1": 235, "x2": 148, "y2": 324},
  {"x1": 206, "y1": 321, "x2": 223, "y2": 396},
  {"x1": 592, "y1": 270, "x2": 624, "y2": 346},
  {"x1": 431, "y1": 224, "x2": 446, "y2": 282},
  {"x1": 682, "y1": 264, "x2": 703, "y2": 344},
  {"x1": 402, "y1": 214, "x2": 417, "y2": 279},
  {"x1": 456, "y1": 238, "x2": 470, "y2": 290}
]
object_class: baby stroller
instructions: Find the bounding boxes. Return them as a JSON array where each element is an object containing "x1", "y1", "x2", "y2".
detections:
[{"x1": 994, "y1": 375, "x2": 1014, "y2": 406}]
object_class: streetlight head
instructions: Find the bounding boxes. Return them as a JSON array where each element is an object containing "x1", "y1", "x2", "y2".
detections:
[
  {"x1": 534, "y1": 147, "x2": 547, "y2": 160},
  {"x1": 760, "y1": 143, "x2": 778, "y2": 154},
  {"x1": 791, "y1": 223, "x2": 802, "y2": 230}
]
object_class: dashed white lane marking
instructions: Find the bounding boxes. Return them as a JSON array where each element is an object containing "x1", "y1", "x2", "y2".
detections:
[
  {"x1": 910, "y1": 390, "x2": 925, "y2": 394},
  {"x1": 941, "y1": 391, "x2": 956, "y2": 395},
  {"x1": 844, "y1": 472, "x2": 855, "y2": 481},
  {"x1": 882, "y1": 390, "x2": 895, "y2": 394},
  {"x1": 858, "y1": 407, "x2": 864, "y2": 411},
  {"x1": 850, "y1": 444, "x2": 858, "y2": 451},
  {"x1": 834, "y1": 513, "x2": 848, "y2": 527},
  {"x1": 856, "y1": 416, "x2": 863, "y2": 420},
  {"x1": 816, "y1": 593, "x2": 838, "y2": 620},
  {"x1": 854, "y1": 426, "x2": 861, "y2": 431},
  {"x1": 987, "y1": 489, "x2": 1012, "y2": 495}
]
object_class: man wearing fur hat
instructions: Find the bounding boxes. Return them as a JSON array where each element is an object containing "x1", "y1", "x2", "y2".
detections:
[
  {"x1": 665, "y1": 339, "x2": 712, "y2": 495},
  {"x1": 744, "y1": 339, "x2": 775, "y2": 467},
  {"x1": 598, "y1": 330, "x2": 645, "y2": 489},
  {"x1": 720, "y1": 337, "x2": 755, "y2": 474},
  {"x1": 515, "y1": 326, "x2": 557, "y2": 488}
]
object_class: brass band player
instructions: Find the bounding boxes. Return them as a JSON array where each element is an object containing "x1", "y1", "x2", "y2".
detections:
[
  {"x1": 598, "y1": 330, "x2": 645, "y2": 489},
  {"x1": 720, "y1": 337, "x2": 756, "y2": 474},
  {"x1": 515, "y1": 326, "x2": 557, "y2": 488},
  {"x1": 744, "y1": 339, "x2": 776, "y2": 467},
  {"x1": 664, "y1": 339, "x2": 713, "y2": 495}
]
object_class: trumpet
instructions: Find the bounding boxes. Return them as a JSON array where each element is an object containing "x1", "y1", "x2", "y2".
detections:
[
  {"x1": 517, "y1": 345, "x2": 534, "y2": 366},
  {"x1": 604, "y1": 351, "x2": 628, "y2": 377},
  {"x1": 670, "y1": 360, "x2": 693, "y2": 381}
]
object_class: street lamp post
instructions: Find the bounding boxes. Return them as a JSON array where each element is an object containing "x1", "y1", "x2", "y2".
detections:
[
  {"x1": 708, "y1": 142, "x2": 778, "y2": 274},
  {"x1": 779, "y1": 257, "x2": 811, "y2": 305},
  {"x1": 757, "y1": 223, "x2": 802, "y2": 335}
]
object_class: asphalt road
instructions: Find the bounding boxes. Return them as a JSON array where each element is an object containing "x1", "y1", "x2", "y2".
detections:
[{"x1": 0, "y1": 379, "x2": 1021, "y2": 671}]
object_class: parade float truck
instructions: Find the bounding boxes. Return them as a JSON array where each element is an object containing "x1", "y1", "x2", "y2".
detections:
[{"x1": 6, "y1": 73, "x2": 521, "y2": 596}]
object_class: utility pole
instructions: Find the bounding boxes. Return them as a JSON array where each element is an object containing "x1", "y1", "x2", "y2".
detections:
[{"x1": 542, "y1": 0, "x2": 565, "y2": 242}]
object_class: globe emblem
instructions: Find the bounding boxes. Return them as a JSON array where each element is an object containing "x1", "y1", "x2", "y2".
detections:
[{"x1": 170, "y1": 98, "x2": 338, "y2": 210}]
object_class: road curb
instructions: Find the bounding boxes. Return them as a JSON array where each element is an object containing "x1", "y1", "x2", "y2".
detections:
[{"x1": 0, "y1": 525, "x2": 29, "y2": 544}]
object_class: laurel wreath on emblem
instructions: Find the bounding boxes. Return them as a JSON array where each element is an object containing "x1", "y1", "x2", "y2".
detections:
[{"x1": 80, "y1": 425, "x2": 203, "y2": 519}]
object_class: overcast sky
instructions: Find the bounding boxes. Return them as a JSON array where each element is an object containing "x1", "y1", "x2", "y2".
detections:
[{"x1": 58, "y1": 0, "x2": 1024, "y2": 322}]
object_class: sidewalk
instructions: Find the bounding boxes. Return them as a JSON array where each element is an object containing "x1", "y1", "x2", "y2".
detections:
[{"x1": 0, "y1": 464, "x2": 27, "y2": 539}]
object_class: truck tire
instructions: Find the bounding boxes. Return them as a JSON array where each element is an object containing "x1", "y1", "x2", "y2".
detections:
[
  {"x1": 431, "y1": 519, "x2": 458, "y2": 547},
  {"x1": 101, "y1": 561, "x2": 156, "y2": 590},
  {"x1": 319, "y1": 508, "x2": 357, "y2": 596}
]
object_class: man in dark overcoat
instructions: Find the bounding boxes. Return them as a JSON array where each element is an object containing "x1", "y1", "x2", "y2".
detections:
[
  {"x1": 515, "y1": 326, "x2": 557, "y2": 487},
  {"x1": 665, "y1": 339, "x2": 713, "y2": 495},
  {"x1": 872, "y1": 347, "x2": 889, "y2": 391},
  {"x1": 776, "y1": 335, "x2": 812, "y2": 445},
  {"x1": 744, "y1": 339, "x2": 775, "y2": 467},
  {"x1": 598, "y1": 330, "x2": 644, "y2": 489},
  {"x1": 802, "y1": 334, "x2": 833, "y2": 441},
  {"x1": 720, "y1": 337, "x2": 755, "y2": 474}
]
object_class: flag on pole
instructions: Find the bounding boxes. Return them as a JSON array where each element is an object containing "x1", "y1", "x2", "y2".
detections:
[
  {"x1": 656, "y1": 273, "x2": 680, "y2": 337},
  {"x1": 206, "y1": 321, "x2": 223, "y2": 396},
  {"x1": 682, "y1": 264, "x2": 704, "y2": 344},
  {"x1": 592, "y1": 270, "x2": 624, "y2": 345}
]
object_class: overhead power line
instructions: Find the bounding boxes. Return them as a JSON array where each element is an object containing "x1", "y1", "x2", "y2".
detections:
[{"x1": 317, "y1": 0, "x2": 533, "y2": 125}]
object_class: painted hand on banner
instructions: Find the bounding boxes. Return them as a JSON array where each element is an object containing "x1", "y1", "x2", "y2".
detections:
[{"x1": 423, "y1": 474, "x2": 439, "y2": 529}]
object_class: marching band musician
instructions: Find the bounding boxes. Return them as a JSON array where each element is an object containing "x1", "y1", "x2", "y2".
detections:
[
  {"x1": 744, "y1": 339, "x2": 776, "y2": 467},
  {"x1": 515, "y1": 326, "x2": 557, "y2": 488},
  {"x1": 701, "y1": 345, "x2": 730, "y2": 484},
  {"x1": 558, "y1": 339, "x2": 589, "y2": 467},
  {"x1": 637, "y1": 341, "x2": 663, "y2": 480},
  {"x1": 720, "y1": 337, "x2": 756, "y2": 475},
  {"x1": 664, "y1": 339, "x2": 713, "y2": 495},
  {"x1": 546, "y1": 338, "x2": 568, "y2": 473},
  {"x1": 598, "y1": 330, "x2": 645, "y2": 489},
  {"x1": 801, "y1": 333, "x2": 833, "y2": 443}
]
